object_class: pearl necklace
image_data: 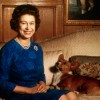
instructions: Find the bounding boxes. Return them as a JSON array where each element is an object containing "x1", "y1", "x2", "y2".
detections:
[
  {"x1": 15, "y1": 37, "x2": 30, "y2": 49},
  {"x1": 23, "y1": 45, "x2": 30, "y2": 49}
]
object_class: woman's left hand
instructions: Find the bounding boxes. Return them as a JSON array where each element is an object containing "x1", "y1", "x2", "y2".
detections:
[{"x1": 36, "y1": 81, "x2": 47, "y2": 93}]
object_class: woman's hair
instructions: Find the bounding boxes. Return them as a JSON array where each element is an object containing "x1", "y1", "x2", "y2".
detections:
[{"x1": 10, "y1": 4, "x2": 40, "y2": 32}]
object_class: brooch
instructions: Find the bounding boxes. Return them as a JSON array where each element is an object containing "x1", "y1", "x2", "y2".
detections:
[{"x1": 34, "y1": 45, "x2": 38, "y2": 51}]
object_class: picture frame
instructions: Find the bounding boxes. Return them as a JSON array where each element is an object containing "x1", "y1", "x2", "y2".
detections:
[{"x1": 64, "y1": 0, "x2": 100, "y2": 25}]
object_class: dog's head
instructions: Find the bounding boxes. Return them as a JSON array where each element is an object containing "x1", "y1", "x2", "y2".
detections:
[
  {"x1": 56, "y1": 54, "x2": 71, "y2": 74},
  {"x1": 56, "y1": 54, "x2": 80, "y2": 74}
]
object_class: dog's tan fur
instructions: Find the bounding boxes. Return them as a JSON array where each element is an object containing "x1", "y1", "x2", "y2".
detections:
[{"x1": 52, "y1": 54, "x2": 100, "y2": 95}]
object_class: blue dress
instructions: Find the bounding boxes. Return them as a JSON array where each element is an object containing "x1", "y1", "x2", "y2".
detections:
[{"x1": 0, "y1": 39, "x2": 70, "y2": 100}]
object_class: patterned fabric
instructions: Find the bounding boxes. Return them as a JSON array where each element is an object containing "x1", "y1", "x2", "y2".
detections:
[
  {"x1": 69, "y1": 56, "x2": 100, "y2": 80},
  {"x1": 76, "y1": 62, "x2": 100, "y2": 79}
]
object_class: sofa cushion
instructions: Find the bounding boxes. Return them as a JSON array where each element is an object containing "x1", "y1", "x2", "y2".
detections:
[
  {"x1": 76, "y1": 62, "x2": 100, "y2": 79},
  {"x1": 69, "y1": 55, "x2": 100, "y2": 79},
  {"x1": 43, "y1": 50, "x2": 63, "y2": 85}
]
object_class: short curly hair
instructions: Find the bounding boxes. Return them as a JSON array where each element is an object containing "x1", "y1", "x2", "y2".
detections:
[{"x1": 10, "y1": 4, "x2": 41, "y2": 32}]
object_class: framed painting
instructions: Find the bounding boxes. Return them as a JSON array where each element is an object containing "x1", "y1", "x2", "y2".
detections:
[{"x1": 64, "y1": 0, "x2": 100, "y2": 25}]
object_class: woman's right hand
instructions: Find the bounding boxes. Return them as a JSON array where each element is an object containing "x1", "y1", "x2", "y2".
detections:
[
  {"x1": 27, "y1": 85, "x2": 39, "y2": 94},
  {"x1": 28, "y1": 82, "x2": 47, "y2": 94},
  {"x1": 13, "y1": 84, "x2": 46, "y2": 94}
]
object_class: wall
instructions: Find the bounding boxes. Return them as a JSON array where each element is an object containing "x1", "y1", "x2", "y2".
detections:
[
  {"x1": 0, "y1": 0, "x2": 64, "y2": 42},
  {"x1": 64, "y1": 26, "x2": 100, "y2": 34},
  {"x1": 0, "y1": 0, "x2": 100, "y2": 43}
]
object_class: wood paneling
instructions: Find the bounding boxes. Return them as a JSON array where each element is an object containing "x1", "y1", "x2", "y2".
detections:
[
  {"x1": 2, "y1": 0, "x2": 63, "y2": 4},
  {"x1": 0, "y1": 4, "x2": 2, "y2": 42},
  {"x1": 34, "y1": 7, "x2": 54, "y2": 42},
  {"x1": 0, "y1": 0, "x2": 63, "y2": 42},
  {"x1": 1, "y1": 0, "x2": 99, "y2": 43},
  {"x1": 64, "y1": 25, "x2": 100, "y2": 34},
  {"x1": 3, "y1": 6, "x2": 17, "y2": 42}
]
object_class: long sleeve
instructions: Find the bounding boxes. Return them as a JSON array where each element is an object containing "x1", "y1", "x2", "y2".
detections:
[
  {"x1": 0, "y1": 45, "x2": 16, "y2": 97},
  {"x1": 35, "y1": 45, "x2": 46, "y2": 83},
  {"x1": 0, "y1": 40, "x2": 46, "y2": 98}
]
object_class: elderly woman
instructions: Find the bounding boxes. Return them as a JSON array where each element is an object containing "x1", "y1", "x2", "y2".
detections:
[{"x1": 0, "y1": 4, "x2": 77, "y2": 100}]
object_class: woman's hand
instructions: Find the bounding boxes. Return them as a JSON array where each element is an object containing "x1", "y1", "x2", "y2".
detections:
[
  {"x1": 36, "y1": 81, "x2": 47, "y2": 93},
  {"x1": 13, "y1": 85, "x2": 38, "y2": 94},
  {"x1": 27, "y1": 81, "x2": 47, "y2": 94},
  {"x1": 27, "y1": 85, "x2": 39, "y2": 94},
  {"x1": 13, "y1": 81, "x2": 47, "y2": 94}
]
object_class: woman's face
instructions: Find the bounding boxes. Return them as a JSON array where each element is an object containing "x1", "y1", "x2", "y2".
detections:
[{"x1": 18, "y1": 14, "x2": 36, "y2": 39}]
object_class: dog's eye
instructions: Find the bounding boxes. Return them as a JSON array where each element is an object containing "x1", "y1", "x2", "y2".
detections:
[{"x1": 64, "y1": 62, "x2": 66, "y2": 64}]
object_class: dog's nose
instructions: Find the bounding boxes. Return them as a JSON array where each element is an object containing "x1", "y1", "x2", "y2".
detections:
[{"x1": 59, "y1": 67, "x2": 63, "y2": 71}]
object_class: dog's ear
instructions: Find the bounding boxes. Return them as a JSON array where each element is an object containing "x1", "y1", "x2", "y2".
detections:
[
  {"x1": 58, "y1": 54, "x2": 65, "y2": 62},
  {"x1": 70, "y1": 61, "x2": 80, "y2": 71}
]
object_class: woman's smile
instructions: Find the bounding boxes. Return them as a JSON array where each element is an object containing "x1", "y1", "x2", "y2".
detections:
[{"x1": 19, "y1": 14, "x2": 36, "y2": 39}]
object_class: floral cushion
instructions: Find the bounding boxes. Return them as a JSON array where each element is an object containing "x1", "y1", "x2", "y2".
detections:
[
  {"x1": 69, "y1": 55, "x2": 100, "y2": 80},
  {"x1": 76, "y1": 62, "x2": 100, "y2": 79}
]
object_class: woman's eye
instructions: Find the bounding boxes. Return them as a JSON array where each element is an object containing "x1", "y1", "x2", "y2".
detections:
[
  {"x1": 20, "y1": 21, "x2": 26, "y2": 25},
  {"x1": 21, "y1": 22, "x2": 26, "y2": 24},
  {"x1": 30, "y1": 23, "x2": 35, "y2": 25}
]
